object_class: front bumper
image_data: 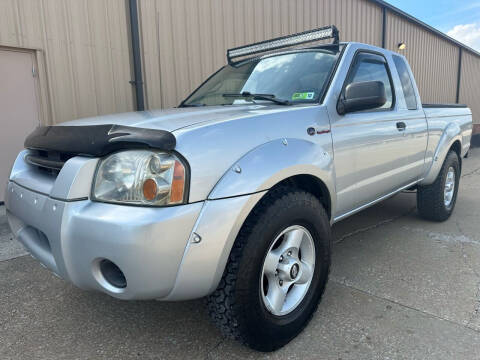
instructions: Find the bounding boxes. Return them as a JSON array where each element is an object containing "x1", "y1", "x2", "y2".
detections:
[{"x1": 5, "y1": 181, "x2": 203, "y2": 300}]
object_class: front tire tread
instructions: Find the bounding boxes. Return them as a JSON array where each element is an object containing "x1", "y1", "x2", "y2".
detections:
[{"x1": 207, "y1": 186, "x2": 331, "y2": 351}]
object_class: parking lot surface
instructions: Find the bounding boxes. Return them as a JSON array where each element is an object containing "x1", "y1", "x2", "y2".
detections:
[{"x1": 1, "y1": 148, "x2": 480, "y2": 359}]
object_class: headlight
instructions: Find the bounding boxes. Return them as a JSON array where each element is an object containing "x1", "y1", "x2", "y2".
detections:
[{"x1": 92, "y1": 150, "x2": 187, "y2": 206}]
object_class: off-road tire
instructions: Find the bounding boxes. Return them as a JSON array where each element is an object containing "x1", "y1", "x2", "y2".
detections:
[
  {"x1": 207, "y1": 187, "x2": 332, "y2": 352},
  {"x1": 417, "y1": 151, "x2": 460, "y2": 222}
]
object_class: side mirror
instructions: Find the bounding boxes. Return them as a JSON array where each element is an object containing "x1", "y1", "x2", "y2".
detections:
[{"x1": 337, "y1": 81, "x2": 387, "y2": 115}]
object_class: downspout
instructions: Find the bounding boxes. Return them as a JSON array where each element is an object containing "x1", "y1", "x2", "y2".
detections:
[
  {"x1": 128, "y1": 0, "x2": 145, "y2": 111},
  {"x1": 381, "y1": 6, "x2": 387, "y2": 48},
  {"x1": 455, "y1": 47, "x2": 462, "y2": 104}
]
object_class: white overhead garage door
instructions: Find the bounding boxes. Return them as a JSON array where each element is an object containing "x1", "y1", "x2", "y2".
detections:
[{"x1": 0, "y1": 48, "x2": 40, "y2": 202}]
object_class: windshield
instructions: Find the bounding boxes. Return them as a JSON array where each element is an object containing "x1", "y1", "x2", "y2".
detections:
[{"x1": 182, "y1": 48, "x2": 342, "y2": 107}]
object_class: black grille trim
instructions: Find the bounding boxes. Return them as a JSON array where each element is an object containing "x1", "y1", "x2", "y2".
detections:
[
  {"x1": 25, "y1": 154, "x2": 65, "y2": 171},
  {"x1": 24, "y1": 149, "x2": 76, "y2": 175}
]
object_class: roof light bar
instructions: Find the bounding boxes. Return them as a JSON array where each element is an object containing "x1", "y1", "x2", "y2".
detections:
[{"x1": 227, "y1": 25, "x2": 339, "y2": 64}]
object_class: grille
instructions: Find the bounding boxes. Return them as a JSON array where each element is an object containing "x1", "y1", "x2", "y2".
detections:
[{"x1": 25, "y1": 150, "x2": 75, "y2": 175}]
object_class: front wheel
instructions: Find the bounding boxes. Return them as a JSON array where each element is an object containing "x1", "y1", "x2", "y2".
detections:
[
  {"x1": 417, "y1": 151, "x2": 460, "y2": 222},
  {"x1": 207, "y1": 187, "x2": 332, "y2": 351}
]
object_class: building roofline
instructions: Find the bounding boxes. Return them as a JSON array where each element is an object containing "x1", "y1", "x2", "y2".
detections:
[{"x1": 368, "y1": 0, "x2": 480, "y2": 57}]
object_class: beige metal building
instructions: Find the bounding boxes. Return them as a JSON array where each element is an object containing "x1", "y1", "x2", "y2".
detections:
[{"x1": 0, "y1": 0, "x2": 479, "y2": 199}]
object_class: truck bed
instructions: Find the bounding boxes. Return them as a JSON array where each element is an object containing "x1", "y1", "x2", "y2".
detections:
[{"x1": 422, "y1": 105, "x2": 473, "y2": 167}]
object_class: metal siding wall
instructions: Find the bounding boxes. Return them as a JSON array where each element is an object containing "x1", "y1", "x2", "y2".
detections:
[
  {"x1": 139, "y1": 0, "x2": 383, "y2": 109},
  {"x1": 385, "y1": 12, "x2": 458, "y2": 104},
  {"x1": 459, "y1": 50, "x2": 480, "y2": 125},
  {"x1": 0, "y1": 0, "x2": 134, "y2": 124},
  {"x1": 1, "y1": 0, "x2": 478, "y2": 120}
]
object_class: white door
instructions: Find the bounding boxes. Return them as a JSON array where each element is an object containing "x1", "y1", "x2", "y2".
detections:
[{"x1": 0, "y1": 48, "x2": 40, "y2": 201}]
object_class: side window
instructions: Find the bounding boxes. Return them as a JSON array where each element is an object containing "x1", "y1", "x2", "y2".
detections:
[
  {"x1": 344, "y1": 52, "x2": 394, "y2": 110},
  {"x1": 393, "y1": 55, "x2": 417, "y2": 110}
]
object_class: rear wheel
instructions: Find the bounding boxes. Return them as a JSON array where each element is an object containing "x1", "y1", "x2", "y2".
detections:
[
  {"x1": 207, "y1": 187, "x2": 332, "y2": 351},
  {"x1": 417, "y1": 151, "x2": 460, "y2": 222}
]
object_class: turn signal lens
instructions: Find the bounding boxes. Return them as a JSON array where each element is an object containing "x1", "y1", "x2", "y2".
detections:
[
  {"x1": 142, "y1": 178, "x2": 158, "y2": 201},
  {"x1": 170, "y1": 161, "x2": 185, "y2": 203}
]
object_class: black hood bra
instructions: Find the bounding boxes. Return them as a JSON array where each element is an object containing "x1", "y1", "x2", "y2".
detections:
[{"x1": 24, "y1": 125, "x2": 176, "y2": 157}]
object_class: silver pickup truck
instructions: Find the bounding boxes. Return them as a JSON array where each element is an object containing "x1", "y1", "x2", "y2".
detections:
[{"x1": 4, "y1": 26, "x2": 472, "y2": 351}]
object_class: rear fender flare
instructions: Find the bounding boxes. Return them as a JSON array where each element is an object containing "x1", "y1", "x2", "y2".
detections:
[{"x1": 421, "y1": 123, "x2": 462, "y2": 185}]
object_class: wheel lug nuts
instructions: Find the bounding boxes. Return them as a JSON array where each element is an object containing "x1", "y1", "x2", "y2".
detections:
[
  {"x1": 275, "y1": 270, "x2": 278, "y2": 276},
  {"x1": 287, "y1": 251, "x2": 292, "y2": 256},
  {"x1": 279, "y1": 255, "x2": 284, "y2": 262},
  {"x1": 279, "y1": 280, "x2": 283, "y2": 286}
]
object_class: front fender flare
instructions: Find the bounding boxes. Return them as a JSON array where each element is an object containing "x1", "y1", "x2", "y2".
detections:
[
  {"x1": 165, "y1": 138, "x2": 335, "y2": 300},
  {"x1": 208, "y1": 138, "x2": 335, "y2": 210},
  {"x1": 421, "y1": 123, "x2": 462, "y2": 185}
]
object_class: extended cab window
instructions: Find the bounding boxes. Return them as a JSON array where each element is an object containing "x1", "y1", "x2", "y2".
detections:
[
  {"x1": 343, "y1": 52, "x2": 394, "y2": 110},
  {"x1": 182, "y1": 47, "x2": 342, "y2": 107},
  {"x1": 393, "y1": 55, "x2": 417, "y2": 110}
]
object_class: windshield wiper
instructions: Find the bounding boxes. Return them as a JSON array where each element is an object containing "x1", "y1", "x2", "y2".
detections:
[{"x1": 222, "y1": 91, "x2": 291, "y2": 105}]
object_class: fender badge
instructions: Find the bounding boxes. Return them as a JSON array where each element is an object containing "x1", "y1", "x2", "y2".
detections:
[{"x1": 307, "y1": 127, "x2": 315, "y2": 136}]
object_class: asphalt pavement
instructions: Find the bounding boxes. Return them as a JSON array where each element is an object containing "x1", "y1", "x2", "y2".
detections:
[{"x1": 1, "y1": 148, "x2": 480, "y2": 359}]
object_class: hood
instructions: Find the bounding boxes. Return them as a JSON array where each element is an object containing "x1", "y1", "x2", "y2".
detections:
[
  {"x1": 26, "y1": 104, "x2": 310, "y2": 157},
  {"x1": 60, "y1": 104, "x2": 293, "y2": 133}
]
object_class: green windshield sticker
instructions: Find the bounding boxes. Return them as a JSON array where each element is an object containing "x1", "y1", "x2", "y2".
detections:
[{"x1": 292, "y1": 92, "x2": 315, "y2": 100}]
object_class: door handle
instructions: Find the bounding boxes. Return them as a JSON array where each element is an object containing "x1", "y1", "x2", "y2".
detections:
[{"x1": 396, "y1": 122, "x2": 406, "y2": 131}]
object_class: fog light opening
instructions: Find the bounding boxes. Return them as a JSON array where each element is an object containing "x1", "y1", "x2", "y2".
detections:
[{"x1": 99, "y1": 259, "x2": 127, "y2": 289}]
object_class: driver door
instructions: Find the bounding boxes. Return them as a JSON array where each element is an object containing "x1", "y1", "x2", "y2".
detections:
[{"x1": 330, "y1": 51, "x2": 411, "y2": 219}]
